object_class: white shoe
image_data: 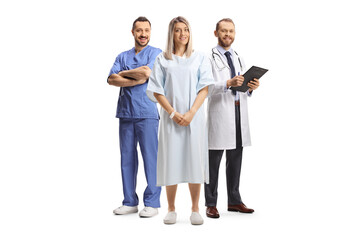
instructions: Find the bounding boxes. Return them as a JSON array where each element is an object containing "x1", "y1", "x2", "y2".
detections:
[
  {"x1": 163, "y1": 211, "x2": 177, "y2": 224},
  {"x1": 190, "y1": 212, "x2": 204, "y2": 225},
  {"x1": 113, "y1": 205, "x2": 138, "y2": 215},
  {"x1": 139, "y1": 207, "x2": 158, "y2": 217}
]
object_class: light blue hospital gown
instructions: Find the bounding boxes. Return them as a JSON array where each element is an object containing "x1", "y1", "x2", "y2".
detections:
[{"x1": 146, "y1": 51, "x2": 214, "y2": 186}]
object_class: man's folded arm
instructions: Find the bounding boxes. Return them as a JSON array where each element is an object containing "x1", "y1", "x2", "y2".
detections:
[{"x1": 108, "y1": 66, "x2": 151, "y2": 87}]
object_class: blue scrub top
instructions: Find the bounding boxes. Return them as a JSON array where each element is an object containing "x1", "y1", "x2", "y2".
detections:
[{"x1": 108, "y1": 45, "x2": 162, "y2": 119}]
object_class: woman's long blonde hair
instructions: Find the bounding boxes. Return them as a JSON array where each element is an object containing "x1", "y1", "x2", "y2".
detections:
[{"x1": 164, "y1": 16, "x2": 193, "y2": 60}]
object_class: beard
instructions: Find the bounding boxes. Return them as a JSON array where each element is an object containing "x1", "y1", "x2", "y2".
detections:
[
  {"x1": 218, "y1": 36, "x2": 234, "y2": 48},
  {"x1": 135, "y1": 37, "x2": 149, "y2": 47}
]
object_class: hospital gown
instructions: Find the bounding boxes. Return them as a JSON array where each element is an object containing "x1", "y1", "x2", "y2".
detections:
[{"x1": 146, "y1": 51, "x2": 214, "y2": 186}]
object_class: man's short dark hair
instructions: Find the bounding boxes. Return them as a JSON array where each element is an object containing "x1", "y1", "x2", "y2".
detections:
[
  {"x1": 132, "y1": 16, "x2": 151, "y2": 31},
  {"x1": 216, "y1": 18, "x2": 235, "y2": 31}
]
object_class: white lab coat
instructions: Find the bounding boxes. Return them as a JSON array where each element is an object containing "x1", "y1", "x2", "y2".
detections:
[{"x1": 207, "y1": 47, "x2": 251, "y2": 149}]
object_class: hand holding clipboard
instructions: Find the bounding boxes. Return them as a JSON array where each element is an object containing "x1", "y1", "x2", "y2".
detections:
[{"x1": 231, "y1": 66, "x2": 268, "y2": 92}]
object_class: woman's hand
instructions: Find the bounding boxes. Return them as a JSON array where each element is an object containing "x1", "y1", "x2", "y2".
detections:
[
  {"x1": 178, "y1": 110, "x2": 195, "y2": 126},
  {"x1": 172, "y1": 112, "x2": 185, "y2": 125}
]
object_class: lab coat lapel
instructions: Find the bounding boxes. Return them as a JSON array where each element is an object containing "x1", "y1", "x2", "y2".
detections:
[{"x1": 214, "y1": 47, "x2": 230, "y2": 69}]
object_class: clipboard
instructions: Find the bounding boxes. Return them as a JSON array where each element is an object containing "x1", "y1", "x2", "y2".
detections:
[{"x1": 231, "y1": 66, "x2": 268, "y2": 92}]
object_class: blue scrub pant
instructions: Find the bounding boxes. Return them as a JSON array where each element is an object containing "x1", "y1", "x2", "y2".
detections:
[{"x1": 119, "y1": 118, "x2": 161, "y2": 208}]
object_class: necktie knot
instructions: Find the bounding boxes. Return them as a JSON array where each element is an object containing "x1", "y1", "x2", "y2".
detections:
[{"x1": 225, "y1": 51, "x2": 231, "y2": 57}]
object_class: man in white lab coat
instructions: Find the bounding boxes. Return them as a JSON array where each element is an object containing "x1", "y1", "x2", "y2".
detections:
[{"x1": 205, "y1": 18, "x2": 260, "y2": 218}]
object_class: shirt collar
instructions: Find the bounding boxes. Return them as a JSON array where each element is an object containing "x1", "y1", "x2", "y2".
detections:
[{"x1": 216, "y1": 45, "x2": 234, "y2": 57}]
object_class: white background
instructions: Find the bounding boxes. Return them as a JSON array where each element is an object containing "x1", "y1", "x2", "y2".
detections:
[{"x1": 1, "y1": 0, "x2": 359, "y2": 239}]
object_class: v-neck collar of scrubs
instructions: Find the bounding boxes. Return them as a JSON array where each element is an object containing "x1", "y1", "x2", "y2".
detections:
[{"x1": 132, "y1": 45, "x2": 150, "y2": 58}]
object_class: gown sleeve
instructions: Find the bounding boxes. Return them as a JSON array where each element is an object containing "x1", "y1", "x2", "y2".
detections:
[
  {"x1": 196, "y1": 54, "x2": 215, "y2": 94},
  {"x1": 146, "y1": 54, "x2": 165, "y2": 103}
]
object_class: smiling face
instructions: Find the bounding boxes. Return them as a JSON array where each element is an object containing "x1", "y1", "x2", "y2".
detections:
[
  {"x1": 173, "y1": 22, "x2": 190, "y2": 48},
  {"x1": 215, "y1": 21, "x2": 235, "y2": 49},
  {"x1": 132, "y1": 21, "x2": 151, "y2": 48}
]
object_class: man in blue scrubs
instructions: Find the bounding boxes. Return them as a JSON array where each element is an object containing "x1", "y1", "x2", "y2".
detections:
[{"x1": 108, "y1": 16, "x2": 162, "y2": 217}]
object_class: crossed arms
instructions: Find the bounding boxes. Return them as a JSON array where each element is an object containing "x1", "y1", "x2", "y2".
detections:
[{"x1": 108, "y1": 66, "x2": 151, "y2": 87}]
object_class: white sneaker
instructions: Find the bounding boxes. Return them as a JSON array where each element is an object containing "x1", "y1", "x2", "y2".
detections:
[
  {"x1": 139, "y1": 207, "x2": 158, "y2": 217},
  {"x1": 190, "y1": 212, "x2": 204, "y2": 225},
  {"x1": 113, "y1": 205, "x2": 138, "y2": 215},
  {"x1": 163, "y1": 211, "x2": 177, "y2": 224}
]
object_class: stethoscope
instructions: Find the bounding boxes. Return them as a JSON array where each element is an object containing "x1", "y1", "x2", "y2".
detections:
[{"x1": 211, "y1": 47, "x2": 243, "y2": 72}]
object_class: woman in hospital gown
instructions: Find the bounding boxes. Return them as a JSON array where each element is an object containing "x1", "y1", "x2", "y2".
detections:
[{"x1": 146, "y1": 16, "x2": 214, "y2": 225}]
